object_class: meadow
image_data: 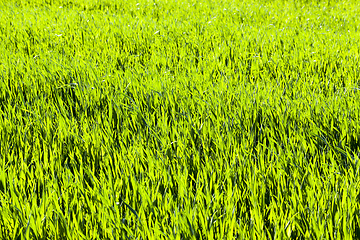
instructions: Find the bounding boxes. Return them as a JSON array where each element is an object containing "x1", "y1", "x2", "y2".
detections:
[{"x1": 0, "y1": 0, "x2": 360, "y2": 239}]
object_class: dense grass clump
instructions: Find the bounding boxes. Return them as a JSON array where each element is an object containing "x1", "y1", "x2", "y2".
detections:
[{"x1": 0, "y1": 0, "x2": 360, "y2": 239}]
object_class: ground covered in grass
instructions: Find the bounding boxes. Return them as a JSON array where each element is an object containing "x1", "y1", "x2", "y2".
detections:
[{"x1": 0, "y1": 0, "x2": 360, "y2": 239}]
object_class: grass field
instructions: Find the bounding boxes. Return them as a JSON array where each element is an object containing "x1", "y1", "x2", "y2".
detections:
[{"x1": 0, "y1": 0, "x2": 360, "y2": 239}]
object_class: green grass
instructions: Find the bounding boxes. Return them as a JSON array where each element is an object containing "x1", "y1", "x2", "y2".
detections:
[{"x1": 0, "y1": 0, "x2": 360, "y2": 239}]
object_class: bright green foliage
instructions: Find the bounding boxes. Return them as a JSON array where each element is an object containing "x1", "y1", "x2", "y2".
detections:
[{"x1": 0, "y1": 0, "x2": 360, "y2": 239}]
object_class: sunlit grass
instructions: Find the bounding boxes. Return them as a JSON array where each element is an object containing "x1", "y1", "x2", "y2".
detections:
[{"x1": 0, "y1": 0, "x2": 359, "y2": 239}]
